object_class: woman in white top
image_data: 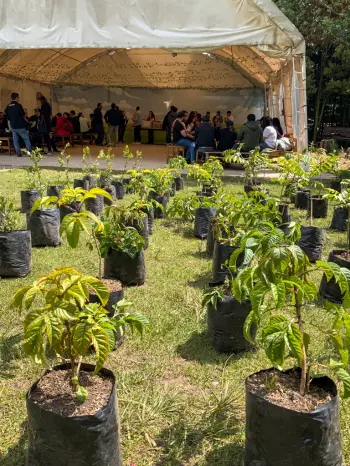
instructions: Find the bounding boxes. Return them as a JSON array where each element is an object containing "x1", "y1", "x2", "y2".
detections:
[
  {"x1": 78, "y1": 112, "x2": 90, "y2": 133},
  {"x1": 260, "y1": 116, "x2": 277, "y2": 151}
]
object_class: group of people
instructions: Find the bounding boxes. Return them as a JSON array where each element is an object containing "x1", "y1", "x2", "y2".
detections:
[{"x1": 162, "y1": 106, "x2": 284, "y2": 163}]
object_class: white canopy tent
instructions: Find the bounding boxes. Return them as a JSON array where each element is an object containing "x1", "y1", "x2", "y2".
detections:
[{"x1": 0, "y1": 0, "x2": 307, "y2": 149}]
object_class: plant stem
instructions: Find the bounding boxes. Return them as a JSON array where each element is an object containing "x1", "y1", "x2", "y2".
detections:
[
  {"x1": 294, "y1": 286, "x2": 307, "y2": 396},
  {"x1": 347, "y1": 205, "x2": 350, "y2": 260}
]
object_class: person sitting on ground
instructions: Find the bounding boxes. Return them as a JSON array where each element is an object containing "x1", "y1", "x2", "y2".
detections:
[
  {"x1": 5, "y1": 92, "x2": 32, "y2": 156},
  {"x1": 272, "y1": 117, "x2": 283, "y2": 139},
  {"x1": 218, "y1": 120, "x2": 237, "y2": 152},
  {"x1": 260, "y1": 116, "x2": 277, "y2": 151},
  {"x1": 195, "y1": 116, "x2": 216, "y2": 150},
  {"x1": 78, "y1": 112, "x2": 90, "y2": 133},
  {"x1": 173, "y1": 110, "x2": 195, "y2": 163},
  {"x1": 0, "y1": 111, "x2": 9, "y2": 136},
  {"x1": 56, "y1": 112, "x2": 73, "y2": 136},
  {"x1": 105, "y1": 103, "x2": 122, "y2": 147},
  {"x1": 236, "y1": 114, "x2": 263, "y2": 152},
  {"x1": 213, "y1": 111, "x2": 223, "y2": 141},
  {"x1": 70, "y1": 110, "x2": 80, "y2": 133}
]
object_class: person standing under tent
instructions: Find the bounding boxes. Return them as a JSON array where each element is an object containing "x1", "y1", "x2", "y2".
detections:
[
  {"x1": 260, "y1": 117, "x2": 277, "y2": 151},
  {"x1": 38, "y1": 95, "x2": 58, "y2": 155},
  {"x1": 146, "y1": 110, "x2": 156, "y2": 144},
  {"x1": 167, "y1": 106, "x2": 178, "y2": 145},
  {"x1": 94, "y1": 103, "x2": 105, "y2": 146},
  {"x1": 217, "y1": 120, "x2": 237, "y2": 152},
  {"x1": 118, "y1": 111, "x2": 128, "y2": 143},
  {"x1": 78, "y1": 112, "x2": 90, "y2": 133},
  {"x1": 70, "y1": 110, "x2": 81, "y2": 133},
  {"x1": 173, "y1": 110, "x2": 195, "y2": 163},
  {"x1": 105, "y1": 103, "x2": 122, "y2": 147},
  {"x1": 213, "y1": 111, "x2": 223, "y2": 141},
  {"x1": 133, "y1": 106, "x2": 142, "y2": 144},
  {"x1": 5, "y1": 92, "x2": 32, "y2": 157},
  {"x1": 162, "y1": 105, "x2": 175, "y2": 145},
  {"x1": 236, "y1": 114, "x2": 263, "y2": 152},
  {"x1": 224, "y1": 110, "x2": 234, "y2": 124}
]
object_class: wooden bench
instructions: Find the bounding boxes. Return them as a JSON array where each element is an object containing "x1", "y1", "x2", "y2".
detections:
[
  {"x1": 71, "y1": 133, "x2": 97, "y2": 146},
  {"x1": 167, "y1": 145, "x2": 185, "y2": 162},
  {"x1": 54, "y1": 134, "x2": 75, "y2": 148},
  {"x1": 0, "y1": 137, "x2": 13, "y2": 155}
]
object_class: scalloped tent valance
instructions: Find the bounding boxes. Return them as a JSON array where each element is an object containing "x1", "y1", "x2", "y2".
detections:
[{"x1": 0, "y1": 0, "x2": 307, "y2": 148}]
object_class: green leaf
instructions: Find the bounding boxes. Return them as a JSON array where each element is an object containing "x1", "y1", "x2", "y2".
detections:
[
  {"x1": 76, "y1": 385, "x2": 88, "y2": 402},
  {"x1": 250, "y1": 283, "x2": 269, "y2": 312},
  {"x1": 73, "y1": 322, "x2": 93, "y2": 355},
  {"x1": 91, "y1": 327, "x2": 110, "y2": 374},
  {"x1": 11, "y1": 286, "x2": 32, "y2": 311},
  {"x1": 243, "y1": 310, "x2": 257, "y2": 344},
  {"x1": 85, "y1": 277, "x2": 109, "y2": 306},
  {"x1": 286, "y1": 323, "x2": 303, "y2": 365},
  {"x1": 336, "y1": 368, "x2": 350, "y2": 398},
  {"x1": 262, "y1": 316, "x2": 288, "y2": 366}
]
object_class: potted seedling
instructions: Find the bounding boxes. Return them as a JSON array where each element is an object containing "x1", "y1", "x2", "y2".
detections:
[
  {"x1": 167, "y1": 193, "x2": 201, "y2": 233},
  {"x1": 82, "y1": 146, "x2": 100, "y2": 188},
  {"x1": 169, "y1": 155, "x2": 187, "y2": 191},
  {"x1": 108, "y1": 202, "x2": 150, "y2": 249},
  {"x1": 21, "y1": 148, "x2": 45, "y2": 213},
  {"x1": 28, "y1": 196, "x2": 61, "y2": 248},
  {"x1": 0, "y1": 196, "x2": 31, "y2": 277},
  {"x1": 321, "y1": 182, "x2": 350, "y2": 302},
  {"x1": 120, "y1": 145, "x2": 134, "y2": 193},
  {"x1": 47, "y1": 144, "x2": 71, "y2": 197},
  {"x1": 97, "y1": 148, "x2": 117, "y2": 205},
  {"x1": 233, "y1": 237, "x2": 350, "y2": 465},
  {"x1": 12, "y1": 267, "x2": 149, "y2": 466},
  {"x1": 202, "y1": 157, "x2": 224, "y2": 194},
  {"x1": 147, "y1": 168, "x2": 175, "y2": 218}
]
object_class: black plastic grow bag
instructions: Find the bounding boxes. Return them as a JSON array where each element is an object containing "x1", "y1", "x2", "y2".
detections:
[
  {"x1": 27, "y1": 209, "x2": 61, "y2": 247},
  {"x1": 21, "y1": 190, "x2": 40, "y2": 214},
  {"x1": 207, "y1": 296, "x2": 254, "y2": 353},
  {"x1": 128, "y1": 216, "x2": 149, "y2": 249},
  {"x1": 104, "y1": 249, "x2": 146, "y2": 286},
  {"x1": 320, "y1": 250, "x2": 350, "y2": 304},
  {"x1": 278, "y1": 203, "x2": 291, "y2": 225},
  {"x1": 154, "y1": 195, "x2": 168, "y2": 219},
  {"x1": 83, "y1": 175, "x2": 97, "y2": 188},
  {"x1": 194, "y1": 207, "x2": 217, "y2": 239},
  {"x1": 331, "y1": 207, "x2": 348, "y2": 231},
  {"x1": 295, "y1": 190, "x2": 310, "y2": 210},
  {"x1": 85, "y1": 195, "x2": 104, "y2": 216},
  {"x1": 47, "y1": 186, "x2": 64, "y2": 197},
  {"x1": 297, "y1": 226, "x2": 325, "y2": 262},
  {"x1": 174, "y1": 176, "x2": 184, "y2": 191},
  {"x1": 103, "y1": 186, "x2": 116, "y2": 206},
  {"x1": 206, "y1": 219, "x2": 216, "y2": 257},
  {"x1": 59, "y1": 203, "x2": 80, "y2": 221},
  {"x1": 73, "y1": 179, "x2": 89, "y2": 190},
  {"x1": 308, "y1": 197, "x2": 328, "y2": 219},
  {"x1": 26, "y1": 363, "x2": 122, "y2": 466},
  {"x1": 244, "y1": 368, "x2": 342, "y2": 466},
  {"x1": 142, "y1": 207, "x2": 154, "y2": 235},
  {"x1": 0, "y1": 230, "x2": 31, "y2": 277},
  {"x1": 212, "y1": 242, "x2": 244, "y2": 283},
  {"x1": 111, "y1": 180, "x2": 125, "y2": 200}
]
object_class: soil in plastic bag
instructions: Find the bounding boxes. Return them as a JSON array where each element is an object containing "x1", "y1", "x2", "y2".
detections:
[
  {"x1": 295, "y1": 190, "x2": 310, "y2": 210},
  {"x1": 207, "y1": 295, "x2": 254, "y2": 353},
  {"x1": 297, "y1": 226, "x2": 325, "y2": 262},
  {"x1": 83, "y1": 175, "x2": 97, "y2": 188},
  {"x1": 27, "y1": 209, "x2": 61, "y2": 247},
  {"x1": 308, "y1": 197, "x2": 328, "y2": 219},
  {"x1": 320, "y1": 250, "x2": 350, "y2": 303},
  {"x1": 73, "y1": 179, "x2": 89, "y2": 190},
  {"x1": 26, "y1": 363, "x2": 122, "y2": 466},
  {"x1": 21, "y1": 190, "x2": 40, "y2": 214},
  {"x1": 47, "y1": 186, "x2": 64, "y2": 197},
  {"x1": 85, "y1": 195, "x2": 104, "y2": 216},
  {"x1": 111, "y1": 180, "x2": 125, "y2": 200},
  {"x1": 154, "y1": 196, "x2": 168, "y2": 219},
  {"x1": 174, "y1": 176, "x2": 184, "y2": 191},
  {"x1": 0, "y1": 230, "x2": 31, "y2": 277},
  {"x1": 127, "y1": 216, "x2": 149, "y2": 249},
  {"x1": 59, "y1": 203, "x2": 80, "y2": 221},
  {"x1": 206, "y1": 219, "x2": 216, "y2": 258},
  {"x1": 244, "y1": 368, "x2": 342, "y2": 466},
  {"x1": 331, "y1": 207, "x2": 348, "y2": 231},
  {"x1": 104, "y1": 248, "x2": 146, "y2": 286},
  {"x1": 212, "y1": 242, "x2": 244, "y2": 283},
  {"x1": 194, "y1": 207, "x2": 217, "y2": 239},
  {"x1": 103, "y1": 186, "x2": 116, "y2": 206}
]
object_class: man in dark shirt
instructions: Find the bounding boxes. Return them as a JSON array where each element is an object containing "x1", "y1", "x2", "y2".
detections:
[
  {"x1": 195, "y1": 116, "x2": 216, "y2": 149},
  {"x1": 218, "y1": 120, "x2": 237, "y2": 152},
  {"x1": 105, "y1": 103, "x2": 122, "y2": 147},
  {"x1": 70, "y1": 110, "x2": 81, "y2": 133},
  {"x1": 94, "y1": 103, "x2": 104, "y2": 146},
  {"x1": 5, "y1": 92, "x2": 32, "y2": 156},
  {"x1": 173, "y1": 111, "x2": 195, "y2": 163}
]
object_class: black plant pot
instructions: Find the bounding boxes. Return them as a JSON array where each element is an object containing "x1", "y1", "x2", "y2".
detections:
[
  {"x1": 47, "y1": 185, "x2": 64, "y2": 197},
  {"x1": 244, "y1": 368, "x2": 342, "y2": 466},
  {"x1": 104, "y1": 249, "x2": 146, "y2": 286},
  {"x1": 111, "y1": 180, "x2": 125, "y2": 200},
  {"x1": 308, "y1": 196, "x2": 329, "y2": 219},
  {"x1": 73, "y1": 179, "x2": 89, "y2": 190},
  {"x1": 142, "y1": 207, "x2": 154, "y2": 235},
  {"x1": 0, "y1": 230, "x2": 31, "y2": 277},
  {"x1": 295, "y1": 190, "x2": 310, "y2": 210},
  {"x1": 103, "y1": 186, "x2": 117, "y2": 206},
  {"x1": 26, "y1": 363, "x2": 122, "y2": 466},
  {"x1": 212, "y1": 242, "x2": 244, "y2": 283},
  {"x1": 244, "y1": 181, "x2": 261, "y2": 194},
  {"x1": 330, "y1": 180, "x2": 342, "y2": 193},
  {"x1": 154, "y1": 195, "x2": 168, "y2": 219},
  {"x1": 207, "y1": 295, "x2": 254, "y2": 353},
  {"x1": 297, "y1": 226, "x2": 325, "y2": 262},
  {"x1": 21, "y1": 190, "x2": 40, "y2": 214},
  {"x1": 85, "y1": 195, "x2": 104, "y2": 216},
  {"x1": 174, "y1": 176, "x2": 184, "y2": 191},
  {"x1": 194, "y1": 207, "x2": 217, "y2": 239},
  {"x1": 170, "y1": 182, "x2": 176, "y2": 197},
  {"x1": 59, "y1": 202, "x2": 81, "y2": 221},
  {"x1": 122, "y1": 177, "x2": 132, "y2": 194},
  {"x1": 27, "y1": 209, "x2": 61, "y2": 247},
  {"x1": 83, "y1": 175, "x2": 97, "y2": 188},
  {"x1": 100, "y1": 175, "x2": 111, "y2": 188},
  {"x1": 278, "y1": 203, "x2": 291, "y2": 225},
  {"x1": 331, "y1": 207, "x2": 348, "y2": 231},
  {"x1": 320, "y1": 250, "x2": 350, "y2": 303},
  {"x1": 128, "y1": 216, "x2": 149, "y2": 249},
  {"x1": 206, "y1": 219, "x2": 216, "y2": 258}
]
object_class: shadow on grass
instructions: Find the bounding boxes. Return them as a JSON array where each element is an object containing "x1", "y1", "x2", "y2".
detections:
[
  {"x1": 187, "y1": 271, "x2": 212, "y2": 290},
  {"x1": 0, "y1": 332, "x2": 23, "y2": 379},
  {"x1": 0, "y1": 420, "x2": 27, "y2": 466},
  {"x1": 203, "y1": 443, "x2": 244, "y2": 465}
]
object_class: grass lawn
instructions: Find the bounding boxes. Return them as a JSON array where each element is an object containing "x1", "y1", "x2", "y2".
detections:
[{"x1": 1, "y1": 169, "x2": 350, "y2": 466}]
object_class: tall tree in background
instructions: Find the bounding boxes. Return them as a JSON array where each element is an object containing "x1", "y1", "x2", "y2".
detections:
[{"x1": 275, "y1": 0, "x2": 350, "y2": 142}]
